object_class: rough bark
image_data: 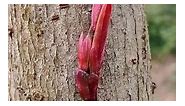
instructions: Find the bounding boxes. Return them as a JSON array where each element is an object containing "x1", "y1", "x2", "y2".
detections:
[{"x1": 8, "y1": 4, "x2": 153, "y2": 101}]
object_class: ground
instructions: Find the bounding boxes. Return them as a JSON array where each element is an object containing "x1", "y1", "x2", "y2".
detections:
[{"x1": 151, "y1": 55, "x2": 176, "y2": 101}]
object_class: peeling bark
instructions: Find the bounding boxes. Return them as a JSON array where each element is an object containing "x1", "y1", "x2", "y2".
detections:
[{"x1": 8, "y1": 4, "x2": 153, "y2": 101}]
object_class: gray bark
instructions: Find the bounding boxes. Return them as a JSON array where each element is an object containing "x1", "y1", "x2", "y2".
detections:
[{"x1": 8, "y1": 4, "x2": 153, "y2": 101}]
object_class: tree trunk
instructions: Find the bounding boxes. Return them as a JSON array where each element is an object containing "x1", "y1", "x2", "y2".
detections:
[{"x1": 8, "y1": 4, "x2": 153, "y2": 101}]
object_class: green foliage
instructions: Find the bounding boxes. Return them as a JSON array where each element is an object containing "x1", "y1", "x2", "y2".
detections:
[{"x1": 145, "y1": 4, "x2": 176, "y2": 58}]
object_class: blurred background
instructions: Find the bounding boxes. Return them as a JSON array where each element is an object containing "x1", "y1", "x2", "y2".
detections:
[{"x1": 145, "y1": 4, "x2": 176, "y2": 101}]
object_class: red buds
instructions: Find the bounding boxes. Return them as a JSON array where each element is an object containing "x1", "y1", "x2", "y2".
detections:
[
  {"x1": 90, "y1": 4, "x2": 112, "y2": 76},
  {"x1": 75, "y1": 4, "x2": 112, "y2": 101},
  {"x1": 91, "y1": 4, "x2": 102, "y2": 31},
  {"x1": 77, "y1": 32, "x2": 92, "y2": 71}
]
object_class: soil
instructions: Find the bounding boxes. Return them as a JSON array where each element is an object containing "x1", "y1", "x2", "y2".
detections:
[{"x1": 151, "y1": 55, "x2": 176, "y2": 101}]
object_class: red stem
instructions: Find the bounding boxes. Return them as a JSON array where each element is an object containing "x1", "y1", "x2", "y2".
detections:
[{"x1": 76, "y1": 4, "x2": 112, "y2": 101}]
